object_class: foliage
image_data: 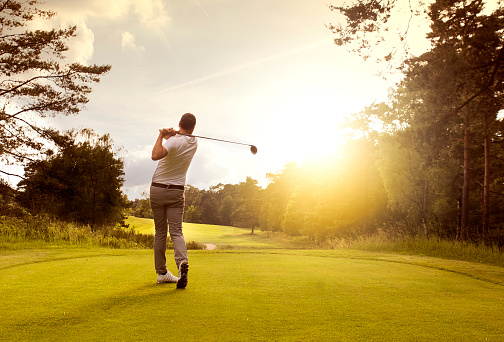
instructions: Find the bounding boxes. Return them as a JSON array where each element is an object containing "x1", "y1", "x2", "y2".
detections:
[
  {"x1": 259, "y1": 140, "x2": 389, "y2": 241},
  {"x1": 184, "y1": 205, "x2": 201, "y2": 223},
  {"x1": 175, "y1": 139, "x2": 390, "y2": 242},
  {"x1": 331, "y1": 0, "x2": 504, "y2": 244},
  {"x1": 129, "y1": 192, "x2": 153, "y2": 219},
  {"x1": 179, "y1": 179, "x2": 262, "y2": 231},
  {"x1": 0, "y1": 178, "x2": 16, "y2": 213},
  {"x1": 185, "y1": 240, "x2": 206, "y2": 250},
  {"x1": 0, "y1": 0, "x2": 111, "y2": 179},
  {"x1": 16, "y1": 129, "x2": 127, "y2": 228}
]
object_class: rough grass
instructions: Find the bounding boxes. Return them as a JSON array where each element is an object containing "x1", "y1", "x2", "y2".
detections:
[
  {"x1": 0, "y1": 215, "x2": 153, "y2": 250},
  {"x1": 1, "y1": 248, "x2": 504, "y2": 341},
  {"x1": 328, "y1": 235, "x2": 504, "y2": 268}
]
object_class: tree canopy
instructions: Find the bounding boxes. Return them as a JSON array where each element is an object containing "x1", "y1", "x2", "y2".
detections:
[
  {"x1": 17, "y1": 129, "x2": 127, "y2": 227},
  {"x1": 0, "y1": 0, "x2": 111, "y2": 180}
]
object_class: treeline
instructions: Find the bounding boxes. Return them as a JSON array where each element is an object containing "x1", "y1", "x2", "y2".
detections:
[
  {"x1": 130, "y1": 0, "x2": 504, "y2": 246},
  {"x1": 129, "y1": 126, "x2": 504, "y2": 245},
  {"x1": 130, "y1": 177, "x2": 263, "y2": 232},
  {"x1": 173, "y1": 142, "x2": 387, "y2": 242}
]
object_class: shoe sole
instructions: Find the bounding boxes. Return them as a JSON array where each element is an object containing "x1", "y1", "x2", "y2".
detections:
[
  {"x1": 177, "y1": 262, "x2": 189, "y2": 289},
  {"x1": 157, "y1": 277, "x2": 178, "y2": 284}
]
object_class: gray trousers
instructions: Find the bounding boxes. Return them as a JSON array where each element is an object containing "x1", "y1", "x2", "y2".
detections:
[{"x1": 150, "y1": 186, "x2": 188, "y2": 275}]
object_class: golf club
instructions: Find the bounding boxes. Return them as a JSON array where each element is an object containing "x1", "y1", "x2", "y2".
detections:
[{"x1": 178, "y1": 132, "x2": 257, "y2": 155}]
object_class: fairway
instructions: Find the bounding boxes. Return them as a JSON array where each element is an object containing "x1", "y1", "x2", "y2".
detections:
[
  {"x1": 126, "y1": 216, "x2": 286, "y2": 248},
  {"x1": 1, "y1": 248, "x2": 504, "y2": 341}
]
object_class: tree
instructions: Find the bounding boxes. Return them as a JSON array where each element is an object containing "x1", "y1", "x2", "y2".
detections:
[
  {"x1": 281, "y1": 193, "x2": 304, "y2": 237},
  {"x1": 331, "y1": 0, "x2": 504, "y2": 242},
  {"x1": 200, "y1": 189, "x2": 220, "y2": 225},
  {"x1": 0, "y1": 177, "x2": 16, "y2": 214},
  {"x1": 184, "y1": 205, "x2": 201, "y2": 223},
  {"x1": 312, "y1": 140, "x2": 387, "y2": 239},
  {"x1": 184, "y1": 185, "x2": 202, "y2": 215},
  {"x1": 218, "y1": 195, "x2": 234, "y2": 226},
  {"x1": 130, "y1": 192, "x2": 153, "y2": 219},
  {"x1": 17, "y1": 129, "x2": 126, "y2": 227},
  {"x1": 259, "y1": 162, "x2": 301, "y2": 232},
  {"x1": 231, "y1": 177, "x2": 261, "y2": 232},
  {"x1": 0, "y1": 0, "x2": 111, "y2": 179}
]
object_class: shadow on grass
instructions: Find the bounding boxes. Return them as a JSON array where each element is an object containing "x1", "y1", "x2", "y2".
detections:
[{"x1": 4, "y1": 280, "x2": 185, "y2": 335}]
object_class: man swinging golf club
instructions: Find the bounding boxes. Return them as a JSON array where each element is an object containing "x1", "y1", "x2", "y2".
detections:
[{"x1": 150, "y1": 113, "x2": 197, "y2": 289}]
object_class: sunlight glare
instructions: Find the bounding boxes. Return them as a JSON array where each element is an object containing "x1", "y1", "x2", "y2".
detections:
[{"x1": 265, "y1": 88, "x2": 355, "y2": 164}]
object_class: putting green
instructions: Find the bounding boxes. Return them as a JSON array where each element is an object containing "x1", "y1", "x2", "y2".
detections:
[{"x1": 1, "y1": 248, "x2": 503, "y2": 341}]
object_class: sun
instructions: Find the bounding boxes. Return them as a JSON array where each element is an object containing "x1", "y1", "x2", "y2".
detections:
[{"x1": 267, "y1": 91, "x2": 352, "y2": 164}]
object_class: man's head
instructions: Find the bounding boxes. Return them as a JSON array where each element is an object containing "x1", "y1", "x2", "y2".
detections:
[{"x1": 179, "y1": 113, "x2": 196, "y2": 134}]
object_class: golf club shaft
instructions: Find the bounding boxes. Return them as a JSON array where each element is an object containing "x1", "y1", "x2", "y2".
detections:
[{"x1": 178, "y1": 132, "x2": 252, "y2": 147}]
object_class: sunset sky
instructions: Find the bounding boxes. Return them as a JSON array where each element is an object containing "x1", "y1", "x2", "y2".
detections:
[{"x1": 22, "y1": 0, "x2": 424, "y2": 199}]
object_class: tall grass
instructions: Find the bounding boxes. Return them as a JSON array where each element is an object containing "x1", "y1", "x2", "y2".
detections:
[
  {"x1": 0, "y1": 214, "x2": 154, "y2": 249},
  {"x1": 327, "y1": 234, "x2": 504, "y2": 268},
  {"x1": 0, "y1": 213, "x2": 206, "y2": 251}
]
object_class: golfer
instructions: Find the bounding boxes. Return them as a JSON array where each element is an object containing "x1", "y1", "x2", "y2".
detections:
[{"x1": 150, "y1": 113, "x2": 197, "y2": 289}]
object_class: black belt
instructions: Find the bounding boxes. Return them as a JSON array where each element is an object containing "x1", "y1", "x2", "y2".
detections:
[{"x1": 151, "y1": 182, "x2": 185, "y2": 190}]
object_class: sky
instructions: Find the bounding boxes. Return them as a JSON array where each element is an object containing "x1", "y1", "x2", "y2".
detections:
[{"x1": 12, "y1": 0, "x2": 428, "y2": 199}]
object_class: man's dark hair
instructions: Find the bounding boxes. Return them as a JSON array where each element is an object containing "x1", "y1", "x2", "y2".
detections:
[{"x1": 180, "y1": 113, "x2": 196, "y2": 131}]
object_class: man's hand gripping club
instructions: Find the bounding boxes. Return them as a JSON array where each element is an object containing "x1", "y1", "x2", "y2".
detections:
[
  {"x1": 152, "y1": 127, "x2": 178, "y2": 161},
  {"x1": 159, "y1": 127, "x2": 178, "y2": 139}
]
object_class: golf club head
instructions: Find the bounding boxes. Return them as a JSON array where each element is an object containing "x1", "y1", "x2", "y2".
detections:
[{"x1": 250, "y1": 145, "x2": 257, "y2": 155}]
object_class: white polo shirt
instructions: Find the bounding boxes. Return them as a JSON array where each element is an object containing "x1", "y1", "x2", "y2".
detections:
[{"x1": 152, "y1": 134, "x2": 198, "y2": 186}]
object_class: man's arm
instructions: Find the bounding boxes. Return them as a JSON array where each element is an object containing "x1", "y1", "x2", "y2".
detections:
[{"x1": 151, "y1": 128, "x2": 176, "y2": 161}]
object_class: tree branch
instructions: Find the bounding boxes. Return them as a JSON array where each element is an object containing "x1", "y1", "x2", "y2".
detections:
[
  {"x1": 0, "y1": 71, "x2": 78, "y2": 97},
  {"x1": 0, "y1": 0, "x2": 11, "y2": 14},
  {"x1": 3, "y1": 150, "x2": 36, "y2": 162},
  {"x1": 454, "y1": 46, "x2": 504, "y2": 115},
  {"x1": 8, "y1": 114, "x2": 44, "y2": 135},
  {"x1": 5, "y1": 98, "x2": 69, "y2": 119},
  {"x1": 0, "y1": 169, "x2": 26, "y2": 180}
]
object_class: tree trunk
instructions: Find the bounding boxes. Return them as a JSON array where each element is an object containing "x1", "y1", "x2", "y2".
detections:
[
  {"x1": 460, "y1": 118, "x2": 470, "y2": 242},
  {"x1": 422, "y1": 177, "x2": 429, "y2": 237},
  {"x1": 483, "y1": 134, "x2": 490, "y2": 244}
]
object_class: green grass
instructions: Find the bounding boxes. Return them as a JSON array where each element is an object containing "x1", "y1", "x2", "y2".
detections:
[
  {"x1": 2, "y1": 217, "x2": 504, "y2": 340},
  {"x1": 126, "y1": 216, "x2": 288, "y2": 249},
  {"x1": 1, "y1": 247, "x2": 504, "y2": 341},
  {"x1": 125, "y1": 216, "x2": 155, "y2": 235}
]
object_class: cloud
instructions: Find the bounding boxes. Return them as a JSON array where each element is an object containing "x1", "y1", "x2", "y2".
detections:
[
  {"x1": 30, "y1": 0, "x2": 169, "y2": 64},
  {"x1": 45, "y1": 0, "x2": 169, "y2": 25},
  {"x1": 132, "y1": 0, "x2": 170, "y2": 29},
  {"x1": 122, "y1": 145, "x2": 156, "y2": 199},
  {"x1": 67, "y1": 21, "x2": 95, "y2": 64},
  {"x1": 121, "y1": 32, "x2": 145, "y2": 51}
]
